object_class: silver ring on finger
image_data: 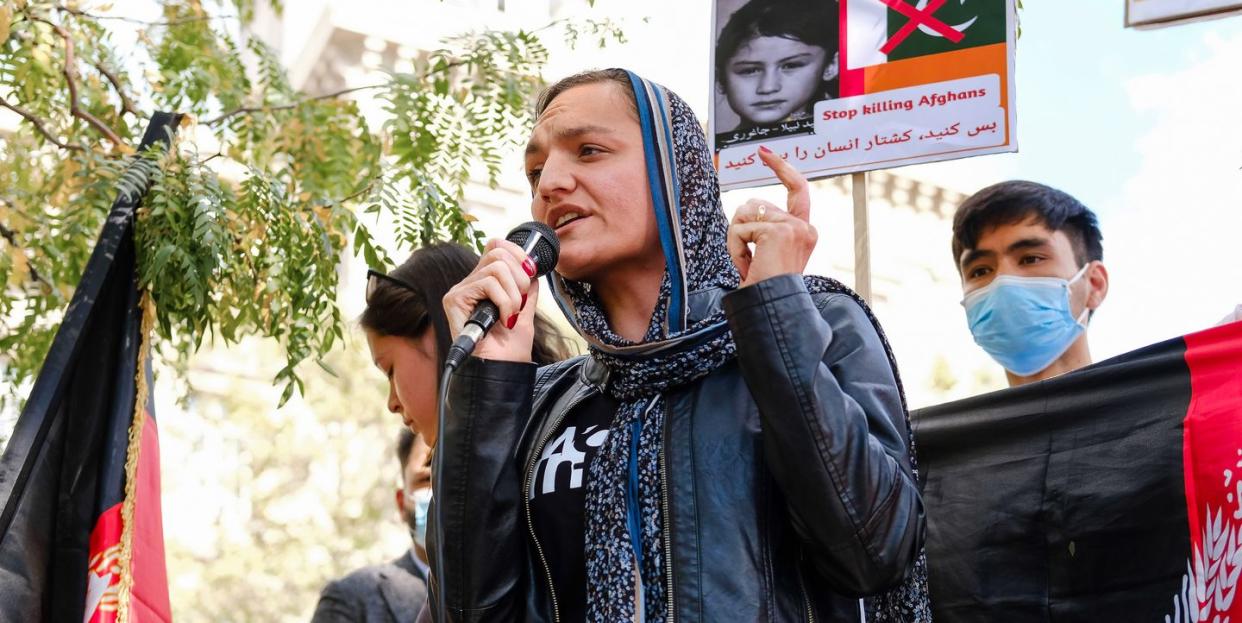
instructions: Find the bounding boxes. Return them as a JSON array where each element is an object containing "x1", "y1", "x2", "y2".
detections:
[{"x1": 757, "y1": 204, "x2": 766, "y2": 222}]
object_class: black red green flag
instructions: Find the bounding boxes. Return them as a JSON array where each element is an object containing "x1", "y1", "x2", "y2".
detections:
[
  {"x1": 0, "y1": 113, "x2": 182, "y2": 623},
  {"x1": 913, "y1": 320, "x2": 1242, "y2": 621}
]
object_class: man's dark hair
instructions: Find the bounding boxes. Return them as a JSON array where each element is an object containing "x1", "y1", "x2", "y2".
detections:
[
  {"x1": 396, "y1": 428, "x2": 417, "y2": 472},
  {"x1": 952, "y1": 180, "x2": 1104, "y2": 270}
]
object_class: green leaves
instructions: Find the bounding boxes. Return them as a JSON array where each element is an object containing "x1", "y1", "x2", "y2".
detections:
[
  {"x1": 373, "y1": 26, "x2": 553, "y2": 253},
  {"x1": 149, "y1": 2, "x2": 251, "y2": 116},
  {"x1": 0, "y1": 1, "x2": 621, "y2": 409}
]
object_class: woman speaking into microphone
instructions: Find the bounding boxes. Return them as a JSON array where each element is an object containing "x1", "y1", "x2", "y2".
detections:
[{"x1": 435, "y1": 69, "x2": 929, "y2": 622}]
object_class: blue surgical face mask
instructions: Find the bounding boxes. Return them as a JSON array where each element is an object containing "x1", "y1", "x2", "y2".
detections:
[
  {"x1": 962, "y1": 264, "x2": 1091, "y2": 378},
  {"x1": 407, "y1": 488, "x2": 432, "y2": 550}
]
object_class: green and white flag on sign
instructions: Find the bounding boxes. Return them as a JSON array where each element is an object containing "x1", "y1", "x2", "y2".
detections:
[
  {"x1": 849, "y1": 0, "x2": 1007, "y2": 67},
  {"x1": 885, "y1": 0, "x2": 1006, "y2": 60}
]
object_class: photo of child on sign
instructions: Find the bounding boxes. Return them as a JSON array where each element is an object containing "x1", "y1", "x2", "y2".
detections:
[
  {"x1": 711, "y1": 0, "x2": 1017, "y2": 192},
  {"x1": 713, "y1": 0, "x2": 841, "y2": 148}
]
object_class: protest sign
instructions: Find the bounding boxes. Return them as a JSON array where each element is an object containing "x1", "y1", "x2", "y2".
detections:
[
  {"x1": 711, "y1": 0, "x2": 1017, "y2": 191},
  {"x1": 1126, "y1": 0, "x2": 1242, "y2": 28}
]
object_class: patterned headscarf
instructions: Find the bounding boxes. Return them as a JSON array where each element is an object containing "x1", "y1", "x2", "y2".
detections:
[{"x1": 549, "y1": 70, "x2": 930, "y2": 622}]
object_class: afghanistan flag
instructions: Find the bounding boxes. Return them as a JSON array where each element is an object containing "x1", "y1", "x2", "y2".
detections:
[
  {"x1": 0, "y1": 113, "x2": 181, "y2": 622},
  {"x1": 913, "y1": 320, "x2": 1242, "y2": 621}
]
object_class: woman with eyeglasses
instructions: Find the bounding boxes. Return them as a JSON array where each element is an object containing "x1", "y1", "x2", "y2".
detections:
[{"x1": 361, "y1": 242, "x2": 574, "y2": 445}]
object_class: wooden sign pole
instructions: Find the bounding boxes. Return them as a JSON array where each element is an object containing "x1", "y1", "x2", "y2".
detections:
[{"x1": 852, "y1": 172, "x2": 872, "y2": 303}]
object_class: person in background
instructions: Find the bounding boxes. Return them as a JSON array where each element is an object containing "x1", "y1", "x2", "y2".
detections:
[
  {"x1": 315, "y1": 243, "x2": 569, "y2": 622},
  {"x1": 310, "y1": 429, "x2": 432, "y2": 623},
  {"x1": 360, "y1": 242, "x2": 574, "y2": 445},
  {"x1": 953, "y1": 180, "x2": 1110, "y2": 386}
]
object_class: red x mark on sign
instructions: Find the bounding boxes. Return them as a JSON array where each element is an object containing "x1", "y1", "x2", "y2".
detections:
[{"x1": 879, "y1": 0, "x2": 966, "y2": 56}]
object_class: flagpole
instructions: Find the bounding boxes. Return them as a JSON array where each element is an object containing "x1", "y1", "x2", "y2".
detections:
[{"x1": 852, "y1": 172, "x2": 872, "y2": 303}]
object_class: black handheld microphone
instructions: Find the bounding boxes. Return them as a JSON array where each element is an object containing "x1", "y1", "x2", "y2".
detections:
[{"x1": 444, "y1": 221, "x2": 560, "y2": 370}]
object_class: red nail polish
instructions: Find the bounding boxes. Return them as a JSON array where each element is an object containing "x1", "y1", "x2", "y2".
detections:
[
  {"x1": 522, "y1": 257, "x2": 536, "y2": 277},
  {"x1": 520, "y1": 294, "x2": 528, "y2": 310},
  {"x1": 506, "y1": 314, "x2": 518, "y2": 329},
  {"x1": 759, "y1": 145, "x2": 772, "y2": 154}
]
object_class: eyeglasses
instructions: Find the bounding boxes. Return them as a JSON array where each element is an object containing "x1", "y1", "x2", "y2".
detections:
[{"x1": 366, "y1": 268, "x2": 420, "y2": 304}]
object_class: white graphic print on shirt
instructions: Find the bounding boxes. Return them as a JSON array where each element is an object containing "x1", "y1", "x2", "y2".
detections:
[{"x1": 531, "y1": 425, "x2": 610, "y2": 499}]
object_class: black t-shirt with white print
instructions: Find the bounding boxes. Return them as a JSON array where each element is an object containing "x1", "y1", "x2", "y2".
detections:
[{"x1": 528, "y1": 392, "x2": 617, "y2": 622}]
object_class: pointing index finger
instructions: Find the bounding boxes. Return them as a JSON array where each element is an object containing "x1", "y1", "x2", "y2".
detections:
[{"x1": 757, "y1": 146, "x2": 810, "y2": 222}]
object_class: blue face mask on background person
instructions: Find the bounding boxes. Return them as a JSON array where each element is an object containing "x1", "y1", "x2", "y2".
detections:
[
  {"x1": 406, "y1": 487, "x2": 432, "y2": 550},
  {"x1": 963, "y1": 264, "x2": 1091, "y2": 377}
]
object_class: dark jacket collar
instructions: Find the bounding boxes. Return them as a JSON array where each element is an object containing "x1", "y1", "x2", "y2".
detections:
[
  {"x1": 578, "y1": 286, "x2": 731, "y2": 388},
  {"x1": 379, "y1": 553, "x2": 428, "y2": 623}
]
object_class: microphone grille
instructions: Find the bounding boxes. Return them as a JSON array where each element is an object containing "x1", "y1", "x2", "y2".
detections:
[{"x1": 506, "y1": 221, "x2": 560, "y2": 277}]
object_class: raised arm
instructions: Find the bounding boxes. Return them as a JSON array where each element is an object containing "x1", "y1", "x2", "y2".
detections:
[{"x1": 724, "y1": 277, "x2": 923, "y2": 595}]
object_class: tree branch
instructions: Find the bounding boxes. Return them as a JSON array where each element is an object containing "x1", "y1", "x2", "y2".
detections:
[
  {"x1": 202, "y1": 84, "x2": 387, "y2": 126},
  {"x1": 336, "y1": 177, "x2": 380, "y2": 205},
  {"x1": 91, "y1": 60, "x2": 141, "y2": 118},
  {"x1": 0, "y1": 95, "x2": 83, "y2": 152},
  {"x1": 32, "y1": 17, "x2": 127, "y2": 148},
  {"x1": 200, "y1": 46, "x2": 487, "y2": 127},
  {"x1": 54, "y1": 5, "x2": 238, "y2": 27},
  {"x1": 0, "y1": 223, "x2": 45, "y2": 285}
]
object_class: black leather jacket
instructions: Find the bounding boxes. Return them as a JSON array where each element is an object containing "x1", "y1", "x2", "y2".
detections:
[{"x1": 430, "y1": 275, "x2": 925, "y2": 622}]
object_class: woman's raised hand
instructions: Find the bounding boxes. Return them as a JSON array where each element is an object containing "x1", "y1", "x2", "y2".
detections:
[
  {"x1": 727, "y1": 146, "x2": 818, "y2": 288},
  {"x1": 442, "y1": 239, "x2": 540, "y2": 363}
]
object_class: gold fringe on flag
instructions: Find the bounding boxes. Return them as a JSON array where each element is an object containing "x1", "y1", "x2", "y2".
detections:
[{"x1": 115, "y1": 291, "x2": 156, "y2": 623}]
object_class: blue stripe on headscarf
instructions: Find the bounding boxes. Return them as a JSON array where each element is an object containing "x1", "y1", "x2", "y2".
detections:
[
  {"x1": 651, "y1": 85, "x2": 687, "y2": 331},
  {"x1": 627, "y1": 417, "x2": 644, "y2": 570},
  {"x1": 626, "y1": 70, "x2": 685, "y2": 334}
]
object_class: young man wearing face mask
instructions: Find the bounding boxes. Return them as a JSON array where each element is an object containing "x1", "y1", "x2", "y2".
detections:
[
  {"x1": 311, "y1": 429, "x2": 431, "y2": 623},
  {"x1": 954, "y1": 180, "x2": 1110, "y2": 386}
]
